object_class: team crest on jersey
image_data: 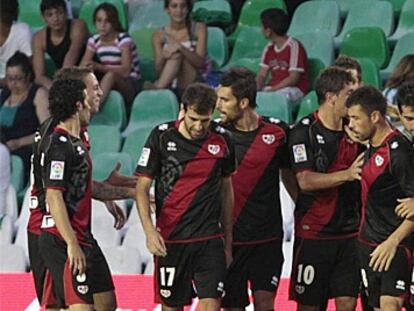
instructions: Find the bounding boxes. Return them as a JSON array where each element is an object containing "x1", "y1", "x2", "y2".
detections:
[
  {"x1": 138, "y1": 148, "x2": 151, "y2": 167},
  {"x1": 77, "y1": 285, "x2": 89, "y2": 295},
  {"x1": 160, "y1": 289, "x2": 171, "y2": 298},
  {"x1": 293, "y1": 144, "x2": 307, "y2": 163},
  {"x1": 208, "y1": 144, "x2": 220, "y2": 155},
  {"x1": 262, "y1": 134, "x2": 275, "y2": 145},
  {"x1": 375, "y1": 155, "x2": 384, "y2": 167},
  {"x1": 50, "y1": 161, "x2": 65, "y2": 180}
]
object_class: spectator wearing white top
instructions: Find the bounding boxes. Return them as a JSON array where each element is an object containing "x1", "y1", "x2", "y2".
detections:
[{"x1": 0, "y1": 141, "x2": 10, "y2": 217}]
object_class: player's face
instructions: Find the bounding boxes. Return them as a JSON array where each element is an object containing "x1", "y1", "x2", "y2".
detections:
[
  {"x1": 42, "y1": 7, "x2": 67, "y2": 31},
  {"x1": 166, "y1": 0, "x2": 189, "y2": 23},
  {"x1": 400, "y1": 105, "x2": 414, "y2": 137},
  {"x1": 216, "y1": 86, "x2": 243, "y2": 124},
  {"x1": 183, "y1": 106, "x2": 212, "y2": 139},
  {"x1": 84, "y1": 73, "x2": 103, "y2": 115},
  {"x1": 79, "y1": 90, "x2": 92, "y2": 126},
  {"x1": 335, "y1": 82, "x2": 358, "y2": 118},
  {"x1": 95, "y1": 9, "x2": 114, "y2": 37},
  {"x1": 347, "y1": 104, "x2": 374, "y2": 141}
]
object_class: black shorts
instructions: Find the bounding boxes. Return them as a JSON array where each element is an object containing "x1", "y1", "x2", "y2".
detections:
[
  {"x1": 154, "y1": 238, "x2": 226, "y2": 307},
  {"x1": 358, "y1": 241, "x2": 412, "y2": 309},
  {"x1": 289, "y1": 237, "x2": 360, "y2": 306},
  {"x1": 38, "y1": 232, "x2": 115, "y2": 308},
  {"x1": 28, "y1": 231, "x2": 47, "y2": 304},
  {"x1": 221, "y1": 239, "x2": 284, "y2": 308}
]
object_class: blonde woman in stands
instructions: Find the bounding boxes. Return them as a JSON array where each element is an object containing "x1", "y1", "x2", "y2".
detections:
[
  {"x1": 150, "y1": 0, "x2": 208, "y2": 96},
  {"x1": 80, "y1": 2, "x2": 141, "y2": 106}
]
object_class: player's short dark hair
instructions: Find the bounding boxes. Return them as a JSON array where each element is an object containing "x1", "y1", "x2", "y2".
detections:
[
  {"x1": 345, "y1": 85, "x2": 387, "y2": 116},
  {"x1": 334, "y1": 55, "x2": 362, "y2": 84},
  {"x1": 0, "y1": 0, "x2": 18, "y2": 26},
  {"x1": 6, "y1": 52, "x2": 34, "y2": 82},
  {"x1": 315, "y1": 67, "x2": 355, "y2": 105},
  {"x1": 260, "y1": 8, "x2": 290, "y2": 36},
  {"x1": 395, "y1": 83, "x2": 414, "y2": 112},
  {"x1": 181, "y1": 83, "x2": 217, "y2": 115},
  {"x1": 219, "y1": 67, "x2": 257, "y2": 108},
  {"x1": 54, "y1": 66, "x2": 92, "y2": 82},
  {"x1": 40, "y1": 0, "x2": 67, "y2": 14},
  {"x1": 49, "y1": 79, "x2": 86, "y2": 122}
]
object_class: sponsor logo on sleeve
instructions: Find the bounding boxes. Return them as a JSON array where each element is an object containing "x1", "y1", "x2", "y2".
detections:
[
  {"x1": 50, "y1": 161, "x2": 65, "y2": 180},
  {"x1": 138, "y1": 148, "x2": 151, "y2": 167},
  {"x1": 293, "y1": 144, "x2": 307, "y2": 163}
]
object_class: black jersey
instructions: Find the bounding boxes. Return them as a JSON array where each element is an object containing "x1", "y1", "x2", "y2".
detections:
[
  {"x1": 360, "y1": 130, "x2": 414, "y2": 248},
  {"x1": 135, "y1": 120, "x2": 236, "y2": 242},
  {"x1": 289, "y1": 112, "x2": 362, "y2": 239},
  {"x1": 222, "y1": 116, "x2": 290, "y2": 244},
  {"x1": 42, "y1": 127, "x2": 93, "y2": 244}
]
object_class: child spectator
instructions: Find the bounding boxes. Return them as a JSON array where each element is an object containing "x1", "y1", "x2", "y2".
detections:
[
  {"x1": 256, "y1": 8, "x2": 309, "y2": 101},
  {"x1": 32, "y1": 0, "x2": 88, "y2": 89},
  {"x1": 80, "y1": 2, "x2": 141, "y2": 106}
]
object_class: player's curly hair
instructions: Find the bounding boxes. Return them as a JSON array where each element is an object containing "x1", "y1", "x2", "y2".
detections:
[
  {"x1": 395, "y1": 82, "x2": 414, "y2": 112},
  {"x1": 345, "y1": 85, "x2": 386, "y2": 116},
  {"x1": 49, "y1": 79, "x2": 86, "y2": 122},
  {"x1": 181, "y1": 83, "x2": 217, "y2": 114},
  {"x1": 220, "y1": 67, "x2": 257, "y2": 108}
]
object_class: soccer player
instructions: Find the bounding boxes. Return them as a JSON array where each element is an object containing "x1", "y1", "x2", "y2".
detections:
[
  {"x1": 135, "y1": 83, "x2": 236, "y2": 310},
  {"x1": 216, "y1": 67, "x2": 296, "y2": 310},
  {"x1": 347, "y1": 85, "x2": 414, "y2": 311},
  {"x1": 288, "y1": 67, "x2": 363, "y2": 311}
]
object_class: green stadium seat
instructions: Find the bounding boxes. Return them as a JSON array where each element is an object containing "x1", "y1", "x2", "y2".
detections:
[
  {"x1": 11, "y1": 155, "x2": 24, "y2": 195},
  {"x1": 340, "y1": 27, "x2": 390, "y2": 69},
  {"x1": 296, "y1": 91, "x2": 318, "y2": 122},
  {"x1": 92, "y1": 152, "x2": 133, "y2": 181},
  {"x1": 358, "y1": 58, "x2": 382, "y2": 89},
  {"x1": 207, "y1": 27, "x2": 228, "y2": 69},
  {"x1": 334, "y1": 0, "x2": 394, "y2": 47},
  {"x1": 131, "y1": 28, "x2": 157, "y2": 81},
  {"x1": 256, "y1": 92, "x2": 291, "y2": 123},
  {"x1": 228, "y1": 0, "x2": 287, "y2": 45},
  {"x1": 79, "y1": 0, "x2": 128, "y2": 34},
  {"x1": 289, "y1": 1, "x2": 340, "y2": 37},
  {"x1": 70, "y1": 0, "x2": 84, "y2": 18},
  {"x1": 225, "y1": 27, "x2": 268, "y2": 69},
  {"x1": 90, "y1": 91, "x2": 126, "y2": 130},
  {"x1": 122, "y1": 126, "x2": 155, "y2": 166},
  {"x1": 308, "y1": 58, "x2": 326, "y2": 89},
  {"x1": 191, "y1": 0, "x2": 232, "y2": 26},
  {"x1": 295, "y1": 32, "x2": 334, "y2": 67},
  {"x1": 228, "y1": 58, "x2": 261, "y2": 74},
  {"x1": 381, "y1": 32, "x2": 414, "y2": 80},
  {"x1": 45, "y1": 53, "x2": 57, "y2": 79},
  {"x1": 389, "y1": 0, "x2": 414, "y2": 44},
  {"x1": 87, "y1": 125, "x2": 121, "y2": 159},
  {"x1": 123, "y1": 90, "x2": 179, "y2": 136},
  {"x1": 18, "y1": 0, "x2": 44, "y2": 30},
  {"x1": 128, "y1": 1, "x2": 169, "y2": 32},
  {"x1": 384, "y1": 0, "x2": 407, "y2": 16}
]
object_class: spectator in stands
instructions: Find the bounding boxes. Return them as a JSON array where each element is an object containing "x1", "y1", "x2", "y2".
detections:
[
  {"x1": 0, "y1": 139, "x2": 10, "y2": 217},
  {"x1": 32, "y1": 0, "x2": 88, "y2": 90},
  {"x1": 383, "y1": 54, "x2": 414, "y2": 105},
  {"x1": 257, "y1": 8, "x2": 309, "y2": 102},
  {"x1": 80, "y1": 2, "x2": 141, "y2": 107},
  {"x1": 0, "y1": 52, "x2": 49, "y2": 184},
  {"x1": 0, "y1": 0, "x2": 32, "y2": 88},
  {"x1": 150, "y1": 0, "x2": 208, "y2": 96},
  {"x1": 335, "y1": 55, "x2": 362, "y2": 86}
]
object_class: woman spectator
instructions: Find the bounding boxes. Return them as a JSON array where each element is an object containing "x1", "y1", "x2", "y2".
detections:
[
  {"x1": 0, "y1": 52, "x2": 49, "y2": 184},
  {"x1": 80, "y1": 2, "x2": 141, "y2": 107},
  {"x1": 150, "y1": 0, "x2": 208, "y2": 95}
]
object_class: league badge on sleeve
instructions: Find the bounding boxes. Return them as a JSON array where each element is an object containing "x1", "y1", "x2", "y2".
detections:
[
  {"x1": 50, "y1": 161, "x2": 65, "y2": 180},
  {"x1": 293, "y1": 144, "x2": 307, "y2": 163},
  {"x1": 138, "y1": 147, "x2": 151, "y2": 167}
]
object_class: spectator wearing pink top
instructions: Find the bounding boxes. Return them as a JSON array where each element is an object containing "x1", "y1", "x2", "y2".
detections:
[
  {"x1": 80, "y1": 2, "x2": 141, "y2": 106},
  {"x1": 256, "y1": 8, "x2": 309, "y2": 102}
]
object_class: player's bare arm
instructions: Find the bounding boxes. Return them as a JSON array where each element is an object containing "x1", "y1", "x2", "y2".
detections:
[
  {"x1": 92, "y1": 180, "x2": 135, "y2": 201},
  {"x1": 46, "y1": 188, "x2": 86, "y2": 275},
  {"x1": 296, "y1": 152, "x2": 364, "y2": 191},
  {"x1": 136, "y1": 175, "x2": 167, "y2": 257},
  {"x1": 369, "y1": 219, "x2": 414, "y2": 272},
  {"x1": 220, "y1": 176, "x2": 234, "y2": 267},
  {"x1": 104, "y1": 162, "x2": 138, "y2": 188},
  {"x1": 395, "y1": 197, "x2": 414, "y2": 220}
]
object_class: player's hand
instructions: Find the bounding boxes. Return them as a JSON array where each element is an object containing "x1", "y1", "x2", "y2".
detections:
[
  {"x1": 344, "y1": 125, "x2": 368, "y2": 145},
  {"x1": 369, "y1": 238, "x2": 398, "y2": 272},
  {"x1": 67, "y1": 242, "x2": 87, "y2": 275},
  {"x1": 146, "y1": 228, "x2": 167, "y2": 257},
  {"x1": 105, "y1": 162, "x2": 138, "y2": 189},
  {"x1": 105, "y1": 201, "x2": 126, "y2": 230},
  {"x1": 395, "y1": 198, "x2": 414, "y2": 219},
  {"x1": 347, "y1": 152, "x2": 364, "y2": 181}
]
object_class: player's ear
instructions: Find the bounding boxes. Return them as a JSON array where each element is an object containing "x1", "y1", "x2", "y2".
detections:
[
  {"x1": 240, "y1": 97, "x2": 249, "y2": 109},
  {"x1": 370, "y1": 110, "x2": 381, "y2": 123}
]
